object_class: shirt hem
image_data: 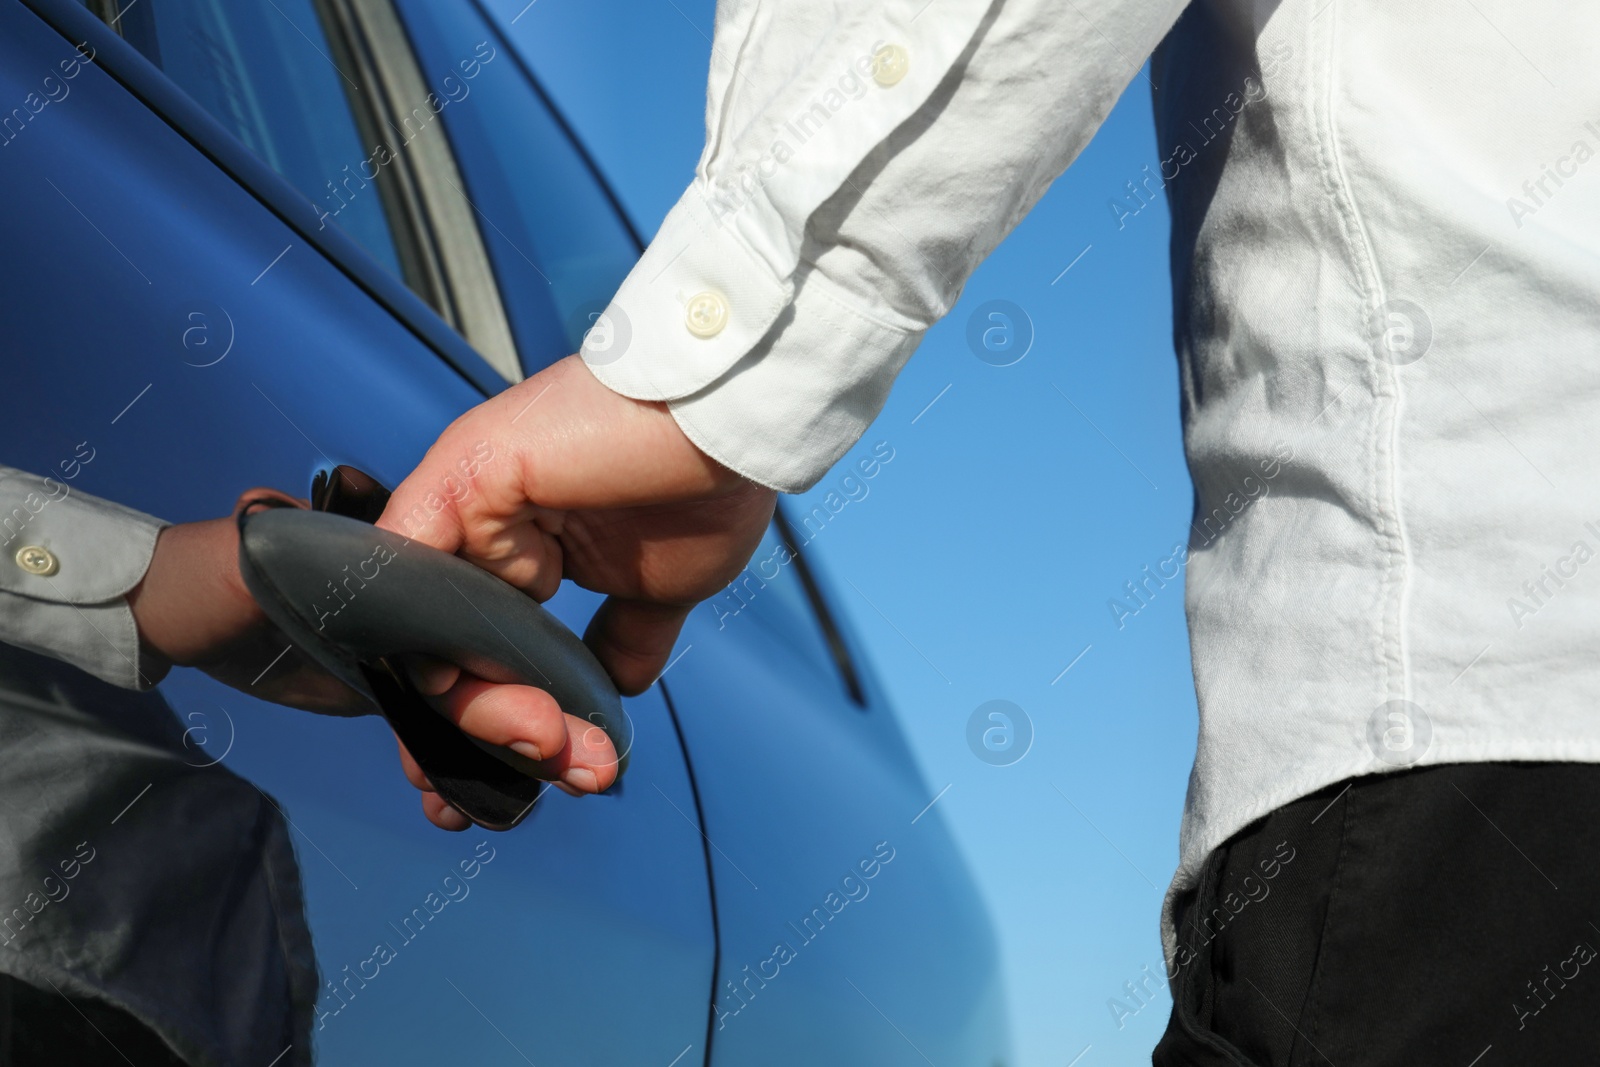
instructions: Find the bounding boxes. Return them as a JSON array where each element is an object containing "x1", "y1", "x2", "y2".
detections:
[{"x1": 1161, "y1": 740, "x2": 1600, "y2": 964}]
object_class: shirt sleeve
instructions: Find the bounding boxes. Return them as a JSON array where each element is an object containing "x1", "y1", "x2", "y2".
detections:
[
  {"x1": 0, "y1": 465, "x2": 168, "y2": 690},
  {"x1": 583, "y1": 0, "x2": 1190, "y2": 492}
]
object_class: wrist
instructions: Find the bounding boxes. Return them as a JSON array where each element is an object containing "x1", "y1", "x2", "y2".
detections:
[
  {"x1": 128, "y1": 515, "x2": 264, "y2": 672},
  {"x1": 535, "y1": 355, "x2": 752, "y2": 503}
]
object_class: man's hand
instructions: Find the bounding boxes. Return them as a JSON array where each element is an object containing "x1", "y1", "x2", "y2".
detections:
[
  {"x1": 376, "y1": 355, "x2": 776, "y2": 830},
  {"x1": 125, "y1": 475, "x2": 675, "y2": 824}
]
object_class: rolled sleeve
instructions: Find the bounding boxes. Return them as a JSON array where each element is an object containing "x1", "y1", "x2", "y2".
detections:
[{"x1": 0, "y1": 467, "x2": 168, "y2": 690}]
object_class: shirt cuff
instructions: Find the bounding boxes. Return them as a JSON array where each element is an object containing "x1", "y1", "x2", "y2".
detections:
[
  {"x1": 581, "y1": 185, "x2": 794, "y2": 401},
  {"x1": 665, "y1": 268, "x2": 924, "y2": 493},
  {"x1": 0, "y1": 468, "x2": 168, "y2": 690}
]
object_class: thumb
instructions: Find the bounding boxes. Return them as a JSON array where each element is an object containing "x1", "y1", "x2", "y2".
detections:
[
  {"x1": 584, "y1": 597, "x2": 695, "y2": 695},
  {"x1": 375, "y1": 436, "x2": 491, "y2": 554}
]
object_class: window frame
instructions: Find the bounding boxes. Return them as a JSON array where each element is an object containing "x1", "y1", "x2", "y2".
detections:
[
  {"x1": 313, "y1": 0, "x2": 521, "y2": 380},
  {"x1": 75, "y1": 0, "x2": 522, "y2": 382},
  {"x1": 55, "y1": 0, "x2": 874, "y2": 713}
]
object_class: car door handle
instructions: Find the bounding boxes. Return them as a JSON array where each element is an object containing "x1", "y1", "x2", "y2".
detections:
[{"x1": 235, "y1": 468, "x2": 630, "y2": 830}]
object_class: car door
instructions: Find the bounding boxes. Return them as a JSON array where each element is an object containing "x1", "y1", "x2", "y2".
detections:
[
  {"x1": 342, "y1": 6, "x2": 1009, "y2": 1059},
  {"x1": 661, "y1": 509, "x2": 1012, "y2": 1066},
  {"x1": 0, "y1": 2, "x2": 713, "y2": 1064},
  {"x1": 389, "y1": 4, "x2": 1008, "y2": 1059}
]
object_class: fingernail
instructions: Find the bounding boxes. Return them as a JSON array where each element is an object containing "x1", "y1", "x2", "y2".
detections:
[
  {"x1": 510, "y1": 741, "x2": 542, "y2": 761},
  {"x1": 565, "y1": 768, "x2": 598, "y2": 793},
  {"x1": 553, "y1": 782, "x2": 582, "y2": 798}
]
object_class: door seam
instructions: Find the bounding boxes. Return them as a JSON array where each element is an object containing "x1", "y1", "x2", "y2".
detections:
[{"x1": 658, "y1": 679, "x2": 723, "y2": 1067}]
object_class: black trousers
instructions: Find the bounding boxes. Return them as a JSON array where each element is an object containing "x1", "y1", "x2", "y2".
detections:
[{"x1": 1154, "y1": 762, "x2": 1600, "y2": 1066}]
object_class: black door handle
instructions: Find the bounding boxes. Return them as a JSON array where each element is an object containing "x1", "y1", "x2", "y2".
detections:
[{"x1": 236, "y1": 467, "x2": 630, "y2": 830}]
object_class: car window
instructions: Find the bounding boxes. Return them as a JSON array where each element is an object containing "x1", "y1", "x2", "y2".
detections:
[
  {"x1": 80, "y1": 0, "x2": 524, "y2": 381},
  {"x1": 0, "y1": 3, "x2": 719, "y2": 1054},
  {"x1": 392, "y1": 0, "x2": 642, "y2": 372},
  {"x1": 82, "y1": 0, "x2": 403, "y2": 277}
]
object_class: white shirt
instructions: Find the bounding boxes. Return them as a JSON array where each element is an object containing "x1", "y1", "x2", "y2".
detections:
[{"x1": 582, "y1": 0, "x2": 1600, "y2": 952}]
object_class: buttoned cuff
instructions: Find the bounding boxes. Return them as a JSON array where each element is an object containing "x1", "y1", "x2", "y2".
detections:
[
  {"x1": 582, "y1": 185, "x2": 795, "y2": 401},
  {"x1": 0, "y1": 468, "x2": 168, "y2": 690},
  {"x1": 664, "y1": 269, "x2": 924, "y2": 493}
]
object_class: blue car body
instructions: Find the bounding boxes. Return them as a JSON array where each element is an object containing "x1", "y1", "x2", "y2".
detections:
[{"x1": 0, "y1": 1, "x2": 1008, "y2": 1062}]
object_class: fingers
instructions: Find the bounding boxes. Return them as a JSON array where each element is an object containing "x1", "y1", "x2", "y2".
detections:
[
  {"x1": 373, "y1": 439, "x2": 481, "y2": 554},
  {"x1": 436, "y1": 674, "x2": 573, "y2": 766},
  {"x1": 422, "y1": 791, "x2": 472, "y2": 832},
  {"x1": 376, "y1": 441, "x2": 565, "y2": 600},
  {"x1": 232, "y1": 486, "x2": 307, "y2": 517},
  {"x1": 393, "y1": 672, "x2": 621, "y2": 829},
  {"x1": 435, "y1": 677, "x2": 618, "y2": 793},
  {"x1": 375, "y1": 357, "x2": 742, "y2": 555},
  {"x1": 584, "y1": 596, "x2": 694, "y2": 695},
  {"x1": 405, "y1": 747, "x2": 596, "y2": 829},
  {"x1": 406, "y1": 654, "x2": 461, "y2": 697},
  {"x1": 454, "y1": 512, "x2": 566, "y2": 602},
  {"x1": 397, "y1": 740, "x2": 472, "y2": 831}
]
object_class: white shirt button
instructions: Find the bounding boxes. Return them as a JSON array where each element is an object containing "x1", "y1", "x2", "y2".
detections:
[
  {"x1": 686, "y1": 291, "x2": 729, "y2": 338},
  {"x1": 873, "y1": 44, "x2": 910, "y2": 87},
  {"x1": 15, "y1": 545, "x2": 58, "y2": 577}
]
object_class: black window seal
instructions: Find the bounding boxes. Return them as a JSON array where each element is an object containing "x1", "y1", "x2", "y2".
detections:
[
  {"x1": 313, "y1": 0, "x2": 523, "y2": 381},
  {"x1": 773, "y1": 504, "x2": 868, "y2": 708}
]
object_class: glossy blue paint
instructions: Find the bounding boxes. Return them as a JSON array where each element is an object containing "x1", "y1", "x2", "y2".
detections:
[
  {"x1": 394, "y1": 0, "x2": 643, "y2": 368},
  {"x1": 0, "y1": 0, "x2": 1009, "y2": 1061},
  {"x1": 17, "y1": 0, "x2": 511, "y2": 396},
  {"x1": 669, "y1": 559, "x2": 1009, "y2": 1066},
  {"x1": 0, "y1": 4, "x2": 710, "y2": 1062}
]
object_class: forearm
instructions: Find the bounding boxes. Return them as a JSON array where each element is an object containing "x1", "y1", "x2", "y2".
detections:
[{"x1": 585, "y1": 0, "x2": 1188, "y2": 492}]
